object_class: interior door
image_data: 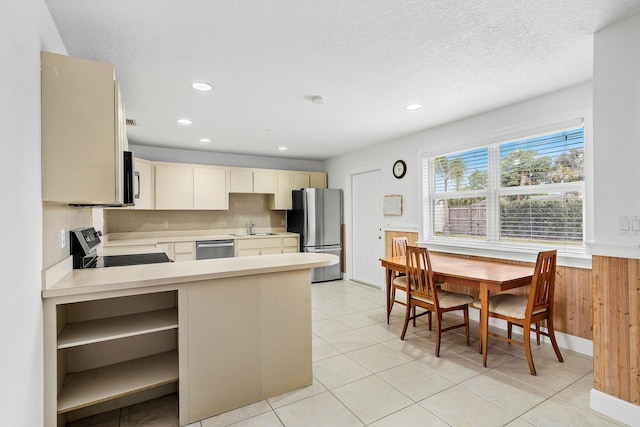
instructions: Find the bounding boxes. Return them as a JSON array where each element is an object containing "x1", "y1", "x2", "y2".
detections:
[{"x1": 351, "y1": 169, "x2": 384, "y2": 287}]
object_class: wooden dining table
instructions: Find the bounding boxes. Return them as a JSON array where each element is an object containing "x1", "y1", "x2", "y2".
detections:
[{"x1": 380, "y1": 253, "x2": 534, "y2": 367}]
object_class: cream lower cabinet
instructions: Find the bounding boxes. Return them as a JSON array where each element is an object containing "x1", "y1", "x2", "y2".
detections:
[
  {"x1": 44, "y1": 291, "x2": 178, "y2": 426},
  {"x1": 156, "y1": 241, "x2": 196, "y2": 262},
  {"x1": 236, "y1": 236, "x2": 299, "y2": 257},
  {"x1": 183, "y1": 270, "x2": 312, "y2": 423}
]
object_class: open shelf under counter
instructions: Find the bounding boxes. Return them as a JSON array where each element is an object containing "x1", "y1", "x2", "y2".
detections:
[
  {"x1": 57, "y1": 351, "x2": 179, "y2": 414},
  {"x1": 57, "y1": 308, "x2": 178, "y2": 349}
]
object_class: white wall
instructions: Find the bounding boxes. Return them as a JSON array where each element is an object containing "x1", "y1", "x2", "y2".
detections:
[
  {"x1": 130, "y1": 143, "x2": 324, "y2": 171},
  {"x1": 324, "y1": 81, "x2": 593, "y2": 241},
  {"x1": 592, "y1": 14, "x2": 640, "y2": 258},
  {"x1": 0, "y1": 1, "x2": 66, "y2": 424}
]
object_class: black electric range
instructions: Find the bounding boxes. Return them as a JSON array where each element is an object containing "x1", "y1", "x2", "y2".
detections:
[{"x1": 70, "y1": 227, "x2": 171, "y2": 269}]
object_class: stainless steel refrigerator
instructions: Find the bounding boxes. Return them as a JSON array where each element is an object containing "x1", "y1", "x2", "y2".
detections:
[{"x1": 287, "y1": 188, "x2": 343, "y2": 282}]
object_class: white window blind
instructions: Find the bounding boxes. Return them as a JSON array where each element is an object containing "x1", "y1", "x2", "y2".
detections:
[{"x1": 423, "y1": 124, "x2": 585, "y2": 251}]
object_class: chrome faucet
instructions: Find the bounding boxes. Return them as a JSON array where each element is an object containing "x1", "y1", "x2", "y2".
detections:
[{"x1": 248, "y1": 219, "x2": 255, "y2": 234}]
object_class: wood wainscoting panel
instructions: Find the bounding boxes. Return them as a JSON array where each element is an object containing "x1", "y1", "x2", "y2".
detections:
[
  {"x1": 384, "y1": 231, "x2": 419, "y2": 257},
  {"x1": 592, "y1": 255, "x2": 640, "y2": 405}
]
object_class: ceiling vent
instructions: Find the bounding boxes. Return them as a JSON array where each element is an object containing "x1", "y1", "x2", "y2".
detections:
[{"x1": 126, "y1": 118, "x2": 137, "y2": 126}]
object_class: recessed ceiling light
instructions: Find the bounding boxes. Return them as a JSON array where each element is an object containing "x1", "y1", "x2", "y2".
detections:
[
  {"x1": 405, "y1": 104, "x2": 422, "y2": 110},
  {"x1": 199, "y1": 138, "x2": 211, "y2": 143},
  {"x1": 191, "y1": 82, "x2": 213, "y2": 91},
  {"x1": 311, "y1": 96, "x2": 324, "y2": 105},
  {"x1": 176, "y1": 118, "x2": 192, "y2": 125},
  {"x1": 278, "y1": 146, "x2": 288, "y2": 151}
]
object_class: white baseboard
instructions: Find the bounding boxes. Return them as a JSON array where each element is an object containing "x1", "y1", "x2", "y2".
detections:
[
  {"x1": 591, "y1": 389, "x2": 640, "y2": 427},
  {"x1": 465, "y1": 308, "x2": 593, "y2": 357}
]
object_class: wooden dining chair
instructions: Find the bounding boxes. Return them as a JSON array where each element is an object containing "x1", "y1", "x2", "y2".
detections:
[
  {"x1": 472, "y1": 249, "x2": 564, "y2": 375},
  {"x1": 401, "y1": 246, "x2": 473, "y2": 357},
  {"x1": 387, "y1": 237, "x2": 409, "y2": 322}
]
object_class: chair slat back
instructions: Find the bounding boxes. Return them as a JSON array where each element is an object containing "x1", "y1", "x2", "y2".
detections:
[
  {"x1": 392, "y1": 237, "x2": 409, "y2": 257},
  {"x1": 527, "y1": 250, "x2": 557, "y2": 317},
  {"x1": 406, "y1": 246, "x2": 436, "y2": 301}
]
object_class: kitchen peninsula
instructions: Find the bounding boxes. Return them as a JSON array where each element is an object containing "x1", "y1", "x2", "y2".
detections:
[{"x1": 42, "y1": 252, "x2": 338, "y2": 426}]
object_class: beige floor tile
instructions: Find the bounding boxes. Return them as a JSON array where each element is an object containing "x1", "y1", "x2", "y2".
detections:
[
  {"x1": 355, "y1": 322, "x2": 407, "y2": 343},
  {"x1": 451, "y1": 342, "x2": 519, "y2": 368},
  {"x1": 311, "y1": 318, "x2": 351, "y2": 337},
  {"x1": 322, "y1": 329, "x2": 377, "y2": 353},
  {"x1": 267, "y1": 379, "x2": 327, "y2": 409},
  {"x1": 311, "y1": 308, "x2": 330, "y2": 321},
  {"x1": 312, "y1": 354, "x2": 372, "y2": 389},
  {"x1": 419, "y1": 385, "x2": 518, "y2": 427},
  {"x1": 503, "y1": 418, "x2": 536, "y2": 426},
  {"x1": 367, "y1": 403, "x2": 450, "y2": 427},
  {"x1": 377, "y1": 361, "x2": 455, "y2": 401},
  {"x1": 342, "y1": 298, "x2": 382, "y2": 312},
  {"x1": 228, "y1": 411, "x2": 283, "y2": 427},
  {"x1": 335, "y1": 311, "x2": 385, "y2": 329},
  {"x1": 317, "y1": 302, "x2": 359, "y2": 317},
  {"x1": 346, "y1": 343, "x2": 412, "y2": 373},
  {"x1": 201, "y1": 401, "x2": 271, "y2": 427},
  {"x1": 274, "y1": 391, "x2": 363, "y2": 427},
  {"x1": 332, "y1": 375, "x2": 413, "y2": 424},
  {"x1": 415, "y1": 350, "x2": 486, "y2": 383},
  {"x1": 380, "y1": 335, "x2": 438, "y2": 360},
  {"x1": 520, "y1": 397, "x2": 622, "y2": 427},
  {"x1": 312, "y1": 337, "x2": 341, "y2": 362},
  {"x1": 460, "y1": 370, "x2": 550, "y2": 415},
  {"x1": 493, "y1": 356, "x2": 582, "y2": 395}
]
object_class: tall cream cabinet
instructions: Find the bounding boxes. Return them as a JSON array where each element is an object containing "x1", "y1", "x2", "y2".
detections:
[{"x1": 41, "y1": 51, "x2": 128, "y2": 205}]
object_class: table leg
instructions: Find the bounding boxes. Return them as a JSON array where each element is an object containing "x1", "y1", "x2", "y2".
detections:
[
  {"x1": 385, "y1": 267, "x2": 392, "y2": 324},
  {"x1": 480, "y1": 282, "x2": 489, "y2": 367}
]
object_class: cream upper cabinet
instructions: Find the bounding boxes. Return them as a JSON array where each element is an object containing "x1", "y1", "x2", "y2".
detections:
[
  {"x1": 291, "y1": 172, "x2": 327, "y2": 191},
  {"x1": 194, "y1": 166, "x2": 229, "y2": 210},
  {"x1": 155, "y1": 162, "x2": 228, "y2": 210},
  {"x1": 230, "y1": 168, "x2": 277, "y2": 194},
  {"x1": 155, "y1": 163, "x2": 194, "y2": 210},
  {"x1": 309, "y1": 172, "x2": 327, "y2": 188},
  {"x1": 271, "y1": 171, "x2": 292, "y2": 210},
  {"x1": 253, "y1": 169, "x2": 276, "y2": 194},
  {"x1": 133, "y1": 158, "x2": 154, "y2": 209},
  {"x1": 41, "y1": 51, "x2": 128, "y2": 205},
  {"x1": 291, "y1": 172, "x2": 310, "y2": 191},
  {"x1": 229, "y1": 168, "x2": 253, "y2": 193}
]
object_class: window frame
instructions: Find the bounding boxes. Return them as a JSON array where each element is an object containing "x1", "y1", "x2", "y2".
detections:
[{"x1": 420, "y1": 119, "x2": 589, "y2": 267}]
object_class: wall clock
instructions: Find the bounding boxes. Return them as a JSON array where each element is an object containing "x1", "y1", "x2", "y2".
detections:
[{"x1": 393, "y1": 160, "x2": 407, "y2": 179}]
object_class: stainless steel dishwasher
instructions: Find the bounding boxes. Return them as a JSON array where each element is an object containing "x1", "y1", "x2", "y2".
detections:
[{"x1": 196, "y1": 239, "x2": 235, "y2": 260}]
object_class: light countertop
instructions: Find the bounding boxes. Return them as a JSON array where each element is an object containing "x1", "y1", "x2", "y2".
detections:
[{"x1": 43, "y1": 253, "x2": 337, "y2": 299}]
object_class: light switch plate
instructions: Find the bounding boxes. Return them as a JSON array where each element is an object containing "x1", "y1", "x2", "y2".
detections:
[{"x1": 619, "y1": 215, "x2": 640, "y2": 235}]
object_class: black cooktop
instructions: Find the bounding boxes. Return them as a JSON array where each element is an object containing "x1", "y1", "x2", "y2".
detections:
[{"x1": 95, "y1": 252, "x2": 172, "y2": 268}]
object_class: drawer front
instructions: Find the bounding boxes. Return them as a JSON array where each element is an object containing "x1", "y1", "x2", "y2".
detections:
[
  {"x1": 283, "y1": 237, "x2": 298, "y2": 248},
  {"x1": 237, "y1": 249, "x2": 261, "y2": 257},
  {"x1": 236, "y1": 237, "x2": 282, "y2": 250},
  {"x1": 260, "y1": 248, "x2": 282, "y2": 255},
  {"x1": 174, "y1": 241, "x2": 195, "y2": 254}
]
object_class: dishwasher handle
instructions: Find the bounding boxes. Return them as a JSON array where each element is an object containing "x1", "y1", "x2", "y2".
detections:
[{"x1": 196, "y1": 241, "x2": 235, "y2": 248}]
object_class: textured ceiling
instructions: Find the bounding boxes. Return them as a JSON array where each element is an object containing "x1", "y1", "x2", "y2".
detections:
[{"x1": 45, "y1": 0, "x2": 640, "y2": 160}]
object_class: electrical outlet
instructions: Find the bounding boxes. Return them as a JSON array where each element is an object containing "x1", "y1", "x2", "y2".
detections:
[
  {"x1": 163, "y1": 220, "x2": 169, "y2": 228},
  {"x1": 219, "y1": 220, "x2": 226, "y2": 227},
  {"x1": 619, "y1": 215, "x2": 640, "y2": 235},
  {"x1": 60, "y1": 229, "x2": 66, "y2": 249},
  {"x1": 281, "y1": 219, "x2": 285, "y2": 226}
]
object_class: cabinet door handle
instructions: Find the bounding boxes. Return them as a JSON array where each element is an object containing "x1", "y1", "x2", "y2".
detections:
[{"x1": 134, "y1": 171, "x2": 141, "y2": 199}]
